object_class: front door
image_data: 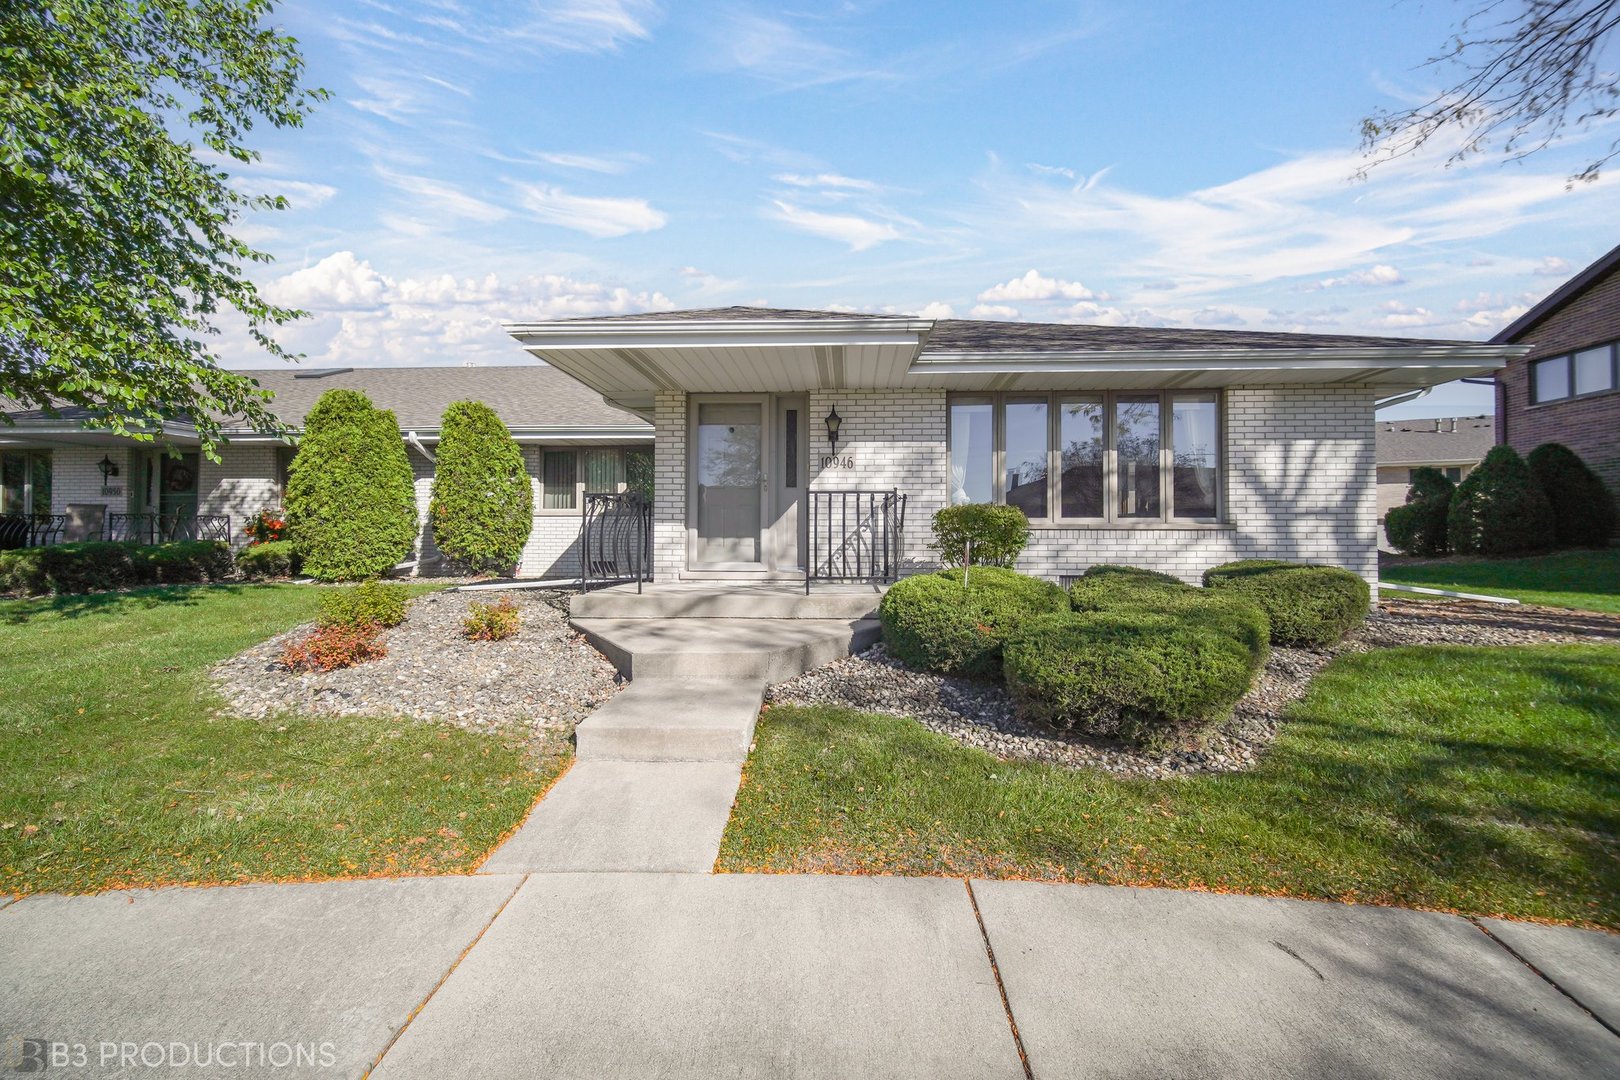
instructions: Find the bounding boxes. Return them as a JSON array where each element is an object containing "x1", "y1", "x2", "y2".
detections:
[{"x1": 688, "y1": 395, "x2": 805, "y2": 574}]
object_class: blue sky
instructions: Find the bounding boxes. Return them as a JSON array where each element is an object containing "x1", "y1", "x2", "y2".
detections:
[{"x1": 225, "y1": 1, "x2": 1620, "y2": 419}]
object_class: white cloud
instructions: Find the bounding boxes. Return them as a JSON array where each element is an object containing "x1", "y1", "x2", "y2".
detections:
[
  {"x1": 525, "y1": 150, "x2": 646, "y2": 173},
  {"x1": 1026, "y1": 163, "x2": 1076, "y2": 180},
  {"x1": 1374, "y1": 300, "x2": 1434, "y2": 328},
  {"x1": 252, "y1": 251, "x2": 674, "y2": 366},
  {"x1": 710, "y1": 10, "x2": 897, "y2": 90},
  {"x1": 969, "y1": 303, "x2": 1020, "y2": 319},
  {"x1": 767, "y1": 201, "x2": 900, "y2": 251},
  {"x1": 774, "y1": 172, "x2": 881, "y2": 192},
  {"x1": 339, "y1": 1, "x2": 659, "y2": 60},
  {"x1": 232, "y1": 176, "x2": 338, "y2": 210},
  {"x1": 913, "y1": 301, "x2": 955, "y2": 319},
  {"x1": 377, "y1": 170, "x2": 509, "y2": 223},
  {"x1": 515, "y1": 183, "x2": 667, "y2": 237},
  {"x1": 978, "y1": 269, "x2": 1094, "y2": 303},
  {"x1": 1310, "y1": 264, "x2": 1405, "y2": 290},
  {"x1": 1533, "y1": 256, "x2": 1573, "y2": 277}
]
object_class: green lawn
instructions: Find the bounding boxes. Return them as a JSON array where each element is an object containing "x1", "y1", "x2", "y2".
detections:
[
  {"x1": 721, "y1": 645, "x2": 1620, "y2": 928},
  {"x1": 1379, "y1": 549, "x2": 1620, "y2": 613},
  {"x1": 0, "y1": 584, "x2": 557, "y2": 897}
]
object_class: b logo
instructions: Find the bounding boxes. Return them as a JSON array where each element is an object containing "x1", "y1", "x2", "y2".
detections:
[{"x1": 3, "y1": 1036, "x2": 46, "y2": 1073}]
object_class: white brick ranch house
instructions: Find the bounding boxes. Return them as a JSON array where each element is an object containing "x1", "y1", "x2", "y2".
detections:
[
  {"x1": 506, "y1": 308, "x2": 1521, "y2": 587},
  {"x1": 0, "y1": 366, "x2": 651, "y2": 579}
]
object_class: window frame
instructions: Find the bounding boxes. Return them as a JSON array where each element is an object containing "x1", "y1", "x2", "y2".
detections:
[
  {"x1": 1530, "y1": 341, "x2": 1620, "y2": 405},
  {"x1": 944, "y1": 390, "x2": 1225, "y2": 526},
  {"x1": 0, "y1": 449, "x2": 52, "y2": 516},
  {"x1": 535, "y1": 446, "x2": 648, "y2": 514}
]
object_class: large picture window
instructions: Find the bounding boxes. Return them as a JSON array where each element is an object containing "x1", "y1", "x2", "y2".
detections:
[{"x1": 947, "y1": 392, "x2": 1222, "y2": 524}]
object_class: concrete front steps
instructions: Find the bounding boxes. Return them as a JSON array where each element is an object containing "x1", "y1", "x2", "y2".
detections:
[
  {"x1": 573, "y1": 679, "x2": 764, "y2": 763},
  {"x1": 573, "y1": 616, "x2": 881, "y2": 685}
]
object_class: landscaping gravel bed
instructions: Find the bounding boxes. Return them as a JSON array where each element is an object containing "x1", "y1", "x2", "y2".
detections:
[
  {"x1": 213, "y1": 588, "x2": 622, "y2": 734},
  {"x1": 765, "y1": 598, "x2": 1620, "y2": 779}
]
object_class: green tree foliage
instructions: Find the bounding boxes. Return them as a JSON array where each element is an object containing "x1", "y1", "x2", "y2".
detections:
[
  {"x1": 931, "y1": 503, "x2": 1030, "y2": 568},
  {"x1": 429, "y1": 400, "x2": 533, "y2": 575},
  {"x1": 1447, "y1": 445, "x2": 1555, "y2": 556},
  {"x1": 285, "y1": 390, "x2": 417, "y2": 581},
  {"x1": 1384, "y1": 466, "x2": 1456, "y2": 556},
  {"x1": 1527, "y1": 442, "x2": 1617, "y2": 548},
  {"x1": 0, "y1": 0, "x2": 325, "y2": 457}
]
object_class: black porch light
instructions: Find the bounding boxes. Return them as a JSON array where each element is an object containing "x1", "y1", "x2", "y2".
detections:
[
  {"x1": 824, "y1": 406, "x2": 842, "y2": 453},
  {"x1": 96, "y1": 454, "x2": 119, "y2": 481}
]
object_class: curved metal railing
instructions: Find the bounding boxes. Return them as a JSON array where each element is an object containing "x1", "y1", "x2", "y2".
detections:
[{"x1": 579, "y1": 492, "x2": 652, "y2": 592}]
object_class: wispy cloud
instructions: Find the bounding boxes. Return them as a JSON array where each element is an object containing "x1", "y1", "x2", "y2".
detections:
[
  {"x1": 515, "y1": 182, "x2": 667, "y2": 237},
  {"x1": 1309, "y1": 264, "x2": 1405, "y2": 290},
  {"x1": 774, "y1": 172, "x2": 881, "y2": 192},
  {"x1": 526, "y1": 150, "x2": 647, "y2": 173},
  {"x1": 335, "y1": 0, "x2": 659, "y2": 61},
  {"x1": 767, "y1": 200, "x2": 900, "y2": 251},
  {"x1": 706, "y1": 9, "x2": 901, "y2": 91},
  {"x1": 376, "y1": 169, "x2": 509, "y2": 222}
]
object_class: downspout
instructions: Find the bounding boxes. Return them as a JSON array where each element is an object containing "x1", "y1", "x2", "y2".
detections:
[
  {"x1": 405, "y1": 431, "x2": 435, "y2": 462},
  {"x1": 1373, "y1": 386, "x2": 1431, "y2": 411}
]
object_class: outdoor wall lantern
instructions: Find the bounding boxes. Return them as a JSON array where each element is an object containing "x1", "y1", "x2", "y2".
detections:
[
  {"x1": 97, "y1": 454, "x2": 119, "y2": 481},
  {"x1": 824, "y1": 406, "x2": 842, "y2": 453}
]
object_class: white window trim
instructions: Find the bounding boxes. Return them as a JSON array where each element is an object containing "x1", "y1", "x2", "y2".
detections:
[
  {"x1": 535, "y1": 447, "x2": 644, "y2": 515},
  {"x1": 946, "y1": 390, "x2": 1225, "y2": 526}
]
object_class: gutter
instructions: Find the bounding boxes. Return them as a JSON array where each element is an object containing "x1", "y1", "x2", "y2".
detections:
[
  {"x1": 405, "y1": 431, "x2": 435, "y2": 462},
  {"x1": 1374, "y1": 387, "x2": 1431, "y2": 411}
]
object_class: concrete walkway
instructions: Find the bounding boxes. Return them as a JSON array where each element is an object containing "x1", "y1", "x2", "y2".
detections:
[
  {"x1": 479, "y1": 583, "x2": 881, "y2": 875},
  {"x1": 3, "y1": 874, "x2": 1616, "y2": 1078}
]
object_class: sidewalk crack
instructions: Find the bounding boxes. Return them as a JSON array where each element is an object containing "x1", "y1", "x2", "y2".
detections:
[
  {"x1": 1470, "y1": 918, "x2": 1620, "y2": 1041},
  {"x1": 362, "y1": 874, "x2": 529, "y2": 1077},
  {"x1": 965, "y1": 880, "x2": 1035, "y2": 1080}
]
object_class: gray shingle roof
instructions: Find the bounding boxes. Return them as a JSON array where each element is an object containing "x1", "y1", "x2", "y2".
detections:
[
  {"x1": 1376, "y1": 416, "x2": 1495, "y2": 465},
  {"x1": 924, "y1": 318, "x2": 1477, "y2": 353},
  {"x1": 227, "y1": 365, "x2": 648, "y2": 432},
  {"x1": 544, "y1": 305, "x2": 1479, "y2": 350}
]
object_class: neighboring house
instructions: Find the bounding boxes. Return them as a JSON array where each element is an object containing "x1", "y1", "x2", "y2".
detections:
[
  {"x1": 507, "y1": 307, "x2": 1519, "y2": 586},
  {"x1": 0, "y1": 366, "x2": 651, "y2": 578},
  {"x1": 1374, "y1": 415, "x2": 1495, "y2": 547},
  {"x1": 1493, "y1": 241, "x2": 1620, "y2": 506}
]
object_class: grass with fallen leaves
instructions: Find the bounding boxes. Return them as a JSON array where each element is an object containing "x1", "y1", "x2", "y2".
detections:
[
  {"x1": 720, "y1": 644, "x2": 1620, "y2": 928},
  {"x1": 0, "y1": 584, "x2": 557, "y2": 896}
]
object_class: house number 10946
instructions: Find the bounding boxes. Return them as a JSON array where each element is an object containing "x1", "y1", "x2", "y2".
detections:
[{"x1": 820, "y1": 454, "x2": 856, "y2": 470}]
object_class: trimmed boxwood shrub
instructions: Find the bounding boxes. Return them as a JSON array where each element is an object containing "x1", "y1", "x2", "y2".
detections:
[
  {"x1": 1203, "y1": 560, "x2": 1369, "y2": 648},
  {"x1": 429, "y1": 400, "x2": 534, "y2": 574},
  {"x1": 317, "y1": 580, "x2": 411, "y2": 631},
  {"x1": 1079, "y1": 564, "x2": 1183, "y2": 585},
  {"x1": 1527, "y1": 442, "x2": 1616, "y2": 548},
  {"x1": 238, "y1": 540, "x2": 302, "y2": 579},
  {"x1": 878, "y1": 566, "x2": 1068, "y2": 679},
  {"x1": 0, "y1": 541, "x2": 234, "y2": 595},
  {"x1": 1447, "y1": 445, "x2": 1554, "y2": 556},
  {"x1": 932, "y1": 504, "x2": 1030, "y2": 568},
  {"x1": 285, "y1": 389, "x2": 418, "y2": 581},
  {"x1": 1004, "y1": 610, "x2": 1263, "y2": 744},
  {"x1": 1384, "y1": 466, "x2": 1454, "y2": 556}
]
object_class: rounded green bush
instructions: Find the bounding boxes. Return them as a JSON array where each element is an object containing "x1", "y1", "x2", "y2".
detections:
[
  {"x1": 1447, "y1": 445, "x2": 1554, "y2": 556},
  {"x1": 878, "y1": 566, "x2": 1068, "y2": 679},
  {"x1": 1004, "y1": 610, "x2": 1262, "y2": 744},
  {"x1": 1526, "y1": 442, "x2": 1616, "y2": 549},
  {"x1": 1068, "y1": 568, "x2": 1270, "y2": 663},
  {"x1": 1384, "y1": 466, "x2": 1454, "y2": 557},
  {"x1": 931, "y1": 503, "x2": 1030, "y2": 568},
  {"x1": 318, "y1": 580, "x2": 411, "y2": 631},
  {"x1": 1080, "y1": 564, "x2": 1184, "y2": 584},
  {"x1": 429, "y1": 400, "x2": 534, "y2": 574},
  {"x1": 238, "y1": 540, "x2": 301, "y2": 579},
  {"x1": 285, "y1": 389, "x2": 419, "y2": 581},
  {"x1": 1203, "y1": 560, "x2": 1369, "y2": 648}
]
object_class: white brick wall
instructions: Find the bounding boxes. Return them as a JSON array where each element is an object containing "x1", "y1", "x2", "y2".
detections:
[
  {"x1": 642, "y1": 385, "x2": 1378, "y2": 585},
  {"x1": 48, "y1": 446, "x2": 137, "y2": 535},
  {"x1": 199, "y1": 445, "x2": 281, "y2": 547}
]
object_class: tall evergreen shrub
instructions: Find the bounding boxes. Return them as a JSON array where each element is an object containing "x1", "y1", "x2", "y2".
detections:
[
  {"x1": 285, "y1": 389, "x2": 418, "y2": 580},
  {"x1": 429, "y1": 400, "x2": 534, "y2": 574},
  {"x1": 1384, "y1": 466, "x2": 1455, "y2": 556},
  {"x1": 1446, "y1": 445, "x2": 1554, "y2": 556},
  {"x1": 1526, "y1": 442, "x2": 1617, "y2": 548}
]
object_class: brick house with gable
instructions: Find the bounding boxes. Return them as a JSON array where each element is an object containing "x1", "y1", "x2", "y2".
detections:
[{"x1": 1493, "y1": 242, "x2": 1620, "y2": 506}]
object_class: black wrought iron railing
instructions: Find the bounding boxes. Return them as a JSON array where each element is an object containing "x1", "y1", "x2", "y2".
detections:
[
  {"x1": 806, "y1": 489, "x2": 906, "y2": 592},
  {"x1": 579, "y1": 491, "x2": 652, "y2": 592},
  {"x1": 0, "y1": 513, "x2": 67, "y2": 550},
  {"x1": 105, "y1": 513, "x2": 231, "y2": 545}
]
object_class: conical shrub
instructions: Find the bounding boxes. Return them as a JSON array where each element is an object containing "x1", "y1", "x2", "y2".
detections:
[
  {"x1": 429, "y1": 400, "x2": 533, "y2": 574},
  {"x1": 1446, "y1": 445, "x2": 1554, "y2": 556},
  {"x1": 1384, "y1": 466, "x2": 1454, "y2": 556},
  {"x1": 285, "y1": 389, "x2": 419, "y2": 581},
  {"x1": 1527, "y1": 442, "x2": 1617, "y2": 548}
]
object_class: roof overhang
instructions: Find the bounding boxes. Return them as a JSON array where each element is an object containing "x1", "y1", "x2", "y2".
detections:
[
  {"x1": 504, "y1": 314, "x2": 1524, "y2": 400},
  {"x1": 0, "y1": 419, "x2": 202, "y2": 448}
]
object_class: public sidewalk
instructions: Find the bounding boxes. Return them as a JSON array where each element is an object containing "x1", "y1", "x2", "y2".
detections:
[{"x1": 3, "y1": 872, "x2": 1616, "y2": 1079}]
